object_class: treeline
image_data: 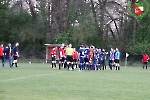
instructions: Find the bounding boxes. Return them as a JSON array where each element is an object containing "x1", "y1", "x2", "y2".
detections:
[{"x1": 0, "y1": 0, "x2": 150, "y2": 59}]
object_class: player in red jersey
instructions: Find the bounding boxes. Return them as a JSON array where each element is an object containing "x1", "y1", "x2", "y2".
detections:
[
  {"x1": 58, "y1": 44, "x2": 65, "y2": 69},
  {"x1": 0, "y1": 44, "x2": 4, "y2": 63},
  {"x1": 63, "y1": 45, "x2": 67, "y2": 68},
  {"x1": 142, "y1": 54, "x2": 149, "y2": 70},
  {"x1": 50, "y1": 47, "x2": 57, "y2": 68},
  {"x1": 73, "y1": 48, "x2": 78, "y2": 68},
  {"x1": 89, "y1": 46, "x2": 95, "y2": 71}
]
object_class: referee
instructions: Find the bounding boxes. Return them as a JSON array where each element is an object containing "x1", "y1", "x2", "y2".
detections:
[{"x1": 66, "y1": 44, "x2": 74, "y2": 70}]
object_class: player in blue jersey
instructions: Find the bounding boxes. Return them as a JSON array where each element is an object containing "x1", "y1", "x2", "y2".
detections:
[
  {"x1": 95, "y1": 47, "x2": 99, "y2": 70},
  {"x1": 101, "y1": 49, "x2": 107, "y2": 70},
  {"x1": 78, "y1": 45, "x2": 85, "y2": 71},
  {"x1": 84, "y1": 46, "x2": 90, "y2": 70},
  {"x1": 97, "y1": 49, "x2": 102, "y2": 70},
  {"x1": 114, "y1": 48, "x2": 120, "y2": 70},
  {"x1": 108, "y1": 48, "x2": 114, "y2": 70}
]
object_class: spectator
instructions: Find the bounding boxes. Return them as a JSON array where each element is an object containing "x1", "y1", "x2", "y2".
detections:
[{"x1": 2, "y1": 43, "x2": 12, "y2": 68}]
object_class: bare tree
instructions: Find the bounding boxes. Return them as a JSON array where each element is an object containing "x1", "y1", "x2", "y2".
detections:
[
  {"x1": 89, "y1": 0, "x2": 135, "y2": 49},
  {"x1": 26, "y1": 0, "x2": 37, "y2": 23}
]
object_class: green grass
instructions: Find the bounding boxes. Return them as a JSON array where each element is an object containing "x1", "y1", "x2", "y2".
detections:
[{"x1": 0, "y1": 63, "x2": 150, "y2": 100}]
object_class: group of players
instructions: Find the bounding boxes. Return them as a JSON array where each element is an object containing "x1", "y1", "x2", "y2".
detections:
[
  {"x1": 50, "y1": 44, "x2": 120, "y2": 71},
  {"x1": 0, "y1": 42, "x2": 19, "y2": 68}
]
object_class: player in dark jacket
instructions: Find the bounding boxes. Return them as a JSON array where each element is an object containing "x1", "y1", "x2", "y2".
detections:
[{"x1": 12, "y1": 43, "x2": 19, "y2": 67}]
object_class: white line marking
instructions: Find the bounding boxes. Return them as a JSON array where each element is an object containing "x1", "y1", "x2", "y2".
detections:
[{"x1": 0, "y1": 72, "x2": 61, "y2": 83}]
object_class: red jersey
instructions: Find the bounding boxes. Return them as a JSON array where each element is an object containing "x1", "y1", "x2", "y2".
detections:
[
  {"x1": 89, "y1": 48, "x2": 94, "y2": 60},
  {"x1": 64, "y1": 49, "x2": 66, "y2": 58},
  {"x1": 58, "y1": 47, "x2": 64, "y2": 58},
  {"x1": 142, "y1": 54, "x2": 149, "y2": 62},
  {"x1": 73, "y1": 51, "x2": 78, "y2": 59},
  {"x1": 89, "y1": 52, "x2": 93, "y2": 60},
  {"x1": 0, "y1": 46, "x2": 4, "y2": 56},
  {"x1": 50, "y1": 49, "x2": 56, "y2": 57}
]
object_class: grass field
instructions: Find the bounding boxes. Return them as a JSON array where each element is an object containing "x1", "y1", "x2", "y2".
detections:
[{"x1": 0, "y1": 63, "x2": 150, "y2": 100}]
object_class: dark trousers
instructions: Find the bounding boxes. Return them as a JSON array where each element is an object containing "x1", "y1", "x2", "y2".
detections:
[
  {"x1": 101, "y1": 60, "x2": 106, "y2": 70},
  {"x1": 109, "y1": 60, "x2": 113, "y2": 70},
  {"x1": 143, "y1": 62, "x2": 148, "y2": 69},
  {"x1": 0, "y1": 56, "x2": 4, "y2": 63}
]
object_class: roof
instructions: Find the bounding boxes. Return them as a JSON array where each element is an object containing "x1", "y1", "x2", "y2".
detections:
[{"x1": 45, "y1": 44, "x2": 61, "y2": 47}]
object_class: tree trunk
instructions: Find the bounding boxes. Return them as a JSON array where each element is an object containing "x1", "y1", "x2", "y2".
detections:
[
  {"x1": 46, "y1": 0, "x2": 52, "y2": 43},
  {"x1": 26, "y1": 0, "x2": 37, "y2": 23}
]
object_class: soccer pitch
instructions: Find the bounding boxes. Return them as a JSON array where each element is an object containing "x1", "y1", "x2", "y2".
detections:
[{"x1": 0, "y1": 63, "x2": 150, "y2": 100}]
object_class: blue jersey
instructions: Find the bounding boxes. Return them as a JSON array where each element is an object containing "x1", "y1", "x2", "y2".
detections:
[
  {"x1": 101, "y1": 52, "x2": 106, "y2": 60},
  {"x1": 115, "y1": 51, "x2": 120, "y2": 60},
  {"x1": 12, "y1": 46, "x2": 18, "y2": 55},
  {"x1": 109, "y1": 51, "x2": 114, "y2": 60},
  {"x1": 84, "y1": 48, "x2": 90, "y2": 58},
  {"x1": 78, "y1": 48, "x2": 85, "y2": 57},
  {"x1": 98, "y1": 51, "x2": 102, "y2": 60},
  {"x1": 95, "y1": 50, "x2": 99, "y2": 59}
]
